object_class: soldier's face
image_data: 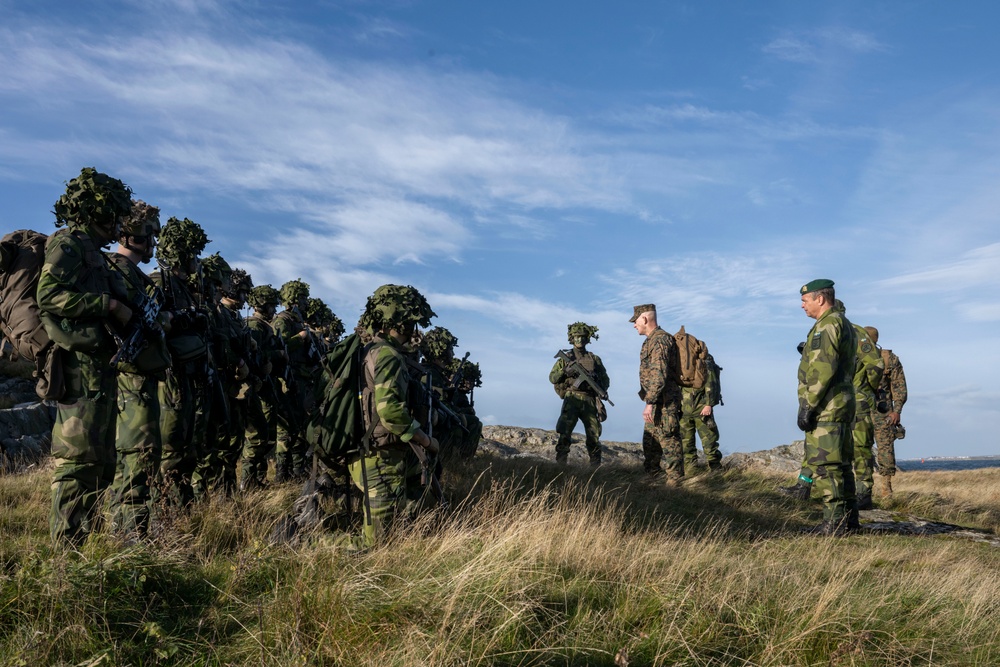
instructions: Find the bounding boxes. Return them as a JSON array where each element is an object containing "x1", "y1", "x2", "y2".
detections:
[
  {"x1": 572, "y1": 335, "x2": 588, "y2": 349},
  {"x1": 633, "y1": 315, "x2": 650, "y2": 336},
  {"x1": 801, "y1": 293, "x2": 822, "y2": 319}
]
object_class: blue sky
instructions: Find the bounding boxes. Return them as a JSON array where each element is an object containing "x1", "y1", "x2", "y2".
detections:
[{"x1": 2, "y1": 1, "x2": 999, "y2": 458}]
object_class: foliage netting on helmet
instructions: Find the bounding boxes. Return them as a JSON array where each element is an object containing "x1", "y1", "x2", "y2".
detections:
[
  {"x1": 121, "y1": 200, "x2": 161, "y2": 238},
  {"x1": 359, "y1": 284, "x2": 435, "y2": 334},
  {"x1": 158, "y1": 216, "x2": 210, "y2": 267},
  {"x1": 567, "y1": 321, "x2": 599, "y2": 343},
  {"x1": 53, "y1": 167, "x2": 133, "y2": 230},
  {"x1": 279, "y1": 279, "x2": 310, "y2": 308},
  {"x1": 200, "y1": 252, "x2": 232, "y2": 286},
  {"x1": 306, "y1": 297, "x2": 345, "y2": 338},
  {"x1": 420, "y1": 326, "x2": 458, "y2": 361},
  {"x1": 448, "y1": 356, "x2": 482, "y2": 388},
  {"x1": 225, "y1": 268, "x2": 253, "y2": 298},
  {"x1": 248, "y1": 284, "x2": 280, "y2": 310}
]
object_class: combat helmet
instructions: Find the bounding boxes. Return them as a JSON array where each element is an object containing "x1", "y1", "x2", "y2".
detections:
[
  {"x1": 359, "y1": 284, "x2": 435, "y2": 334},
  {"x1": 248, "y1": 284, "x2": 280, "y2": 310},
  {"x1": 279, "y1": 279, "x2": 310, "y2": 309},
  {"x1": 420, "y1": 326, "x2": 458, "y2": 361},
  {"x1": 448, "y1": 356, "x2": 482, "y2": 388},
  {"x1": 121, "y1": 200, "x2": 161, "y2": 238},
  {"x1": 567, "y1": 321, "x2": 599, "y2": 343},
  {"x1": 306, "y1": 297, "x2": 345, "y2": 340},
  {"x1": 158, "y1": 216, "x2": 210, "y2": 268},
  {"x1": 53, "y1": 167, "x2": 133, "y2": 239},
  {"x1": 200, "y1": 252, "x2": 232, "y2": 287},
  {"x1": 224, "y1": 268, "x2": 253, "y2": 299}
]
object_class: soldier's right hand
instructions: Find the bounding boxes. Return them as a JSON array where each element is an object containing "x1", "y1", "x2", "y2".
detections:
[{"x1": 108, "y1": 299, "x2": 133, "y2": 328}]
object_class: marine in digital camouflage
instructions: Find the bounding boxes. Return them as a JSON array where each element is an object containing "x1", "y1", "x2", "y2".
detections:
[
  {"x1": 638, "y1": 325, "x2": 682, "y2": 480},
  {"x1": 873, "y1": 343, "x2": 907, "y2": 478}
]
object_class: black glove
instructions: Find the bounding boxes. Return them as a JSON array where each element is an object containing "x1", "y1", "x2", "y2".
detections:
[
  {"x1": 796, "y1": 341, "x2": 805, "y2": 354},
  {"x1": 797, "y1": 406, "x2": 816, "y2": 432}
]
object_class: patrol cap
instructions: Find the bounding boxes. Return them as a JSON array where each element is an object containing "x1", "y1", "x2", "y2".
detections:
[
  {"x1": 629, "y1": 304, "x2": 656, "y2": 323},
  {"x1": 864, "y1": 326, "x2": 879, "y2": 344},
  {"x1": 800, "y1": 279, "x2": 834, "y2": 295}
]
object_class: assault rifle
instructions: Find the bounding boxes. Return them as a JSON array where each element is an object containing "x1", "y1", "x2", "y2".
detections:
[
  {"x1": 554, "y1": 349, "x2": 614, "y2": 406},
  {"x1": 410, "y1": 373, "x2": 446, "y2": 504},
  {"x1": 109, "y1": 283, "x2": 166, "y2": 369},
  {"x1": 447, "y1": 351, "x2": 470, "y2": 397}
]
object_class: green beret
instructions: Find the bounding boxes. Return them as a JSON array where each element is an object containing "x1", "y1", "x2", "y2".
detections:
[
  {"x1": 800, "y1": 279, "x2": 834, "y2": 295},
  {"x1": 629, "y1": 304, "x2": 655, "y2": 323}
]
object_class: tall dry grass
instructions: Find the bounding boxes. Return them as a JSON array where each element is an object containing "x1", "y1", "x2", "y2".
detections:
[{"x1": 1, "y1": 456, "x2": 999, "y2": 665}]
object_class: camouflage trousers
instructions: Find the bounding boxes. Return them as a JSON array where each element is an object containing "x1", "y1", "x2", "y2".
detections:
[
  {"x1": 642, "y1": 400, "x2": 682, "y2": 479},
  {"x1": 347, "y1": 446, "x2": 431, "y2": 548},
  {"x1": 852, "y1": 412, "x2": 876, "y2": 497},
  {"x1": 241, "y1": 394, "x2": 275, "y2": 488},
  {"x1": 679, "y1": 388, "x2": 721, "y2": 471},
  {"x1": 555, "y1": 391, "x2": 603, "y2": 462},
  {"x1": 873, "y1": 412, "x2": 898, "y2": 477},
  {"x1": 157, "y1": 369, "x2": 198, "y2": 509},
  {"x1": 456, "y1": 411, "x2": 483, "y2": 459},
  {"x1": 276, "y1": 378, "x2": 314, "y2": 479},
  {"x1": 49, "y1": 348, "x2": 118, "y2": 545},
  {"x1": 108, "y1": 372, "x2": 161, "y2": 538},
  {"x1": 802, "y1": 421, "x2": 857, "y2": 522},
  {"x1": 192, "y1": 374, "x2": 223, "y2": 501}
]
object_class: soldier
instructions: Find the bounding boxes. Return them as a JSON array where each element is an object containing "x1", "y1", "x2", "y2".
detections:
[
  {"x1": 796, "y1": 280, "x2": 858, "y2": 535},
  {"x1": 38, "y1": 167, "x2": 134, "y2": 544},
  {"x1": 866, "y1": 326, "x2": 907, "y2": 499},
  {"x1": 548, "y1": 322, "x2": 610, "y2": 466},
  {"x1": 106, "y1": 200, "x2": 171, "y2": 539},
  {"x1": 631, "y1": 305, "x2": 684, "y2": 483},
  {"x1": 216, "y1": 266, "x2": 256, "y2": 495},
  {"x1": 448, "y1": 356, "x2": 483, "y2": 459},
  {"x1": 273, "y1": 279, "x2": 317, "y2": 481},
  {"x1": 419, "y1": 326, "x2": 465, "y2": 462},
  {"x1": 241, "y1": 284, "x2": 284, "y2": 489},
  {"x1": 850, "y1": 316, "x2": 884, "y2": 510},
  {"x1": 675, "y1": 327, "x2": 723, "y2": 474},
  {"x1": 353, "y1": 283, "x2": 439, "y2": 548},
  {"x1": 152, "y1": 217, "x2": 211, "y2": 510},
  {"x1": 306, "y1": 296, "x2": 345, "y2": 350}
]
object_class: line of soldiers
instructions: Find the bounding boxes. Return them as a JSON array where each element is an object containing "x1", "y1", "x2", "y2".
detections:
[{"x1": 36, "y1": 168, "x2": 483, "y2": 547}]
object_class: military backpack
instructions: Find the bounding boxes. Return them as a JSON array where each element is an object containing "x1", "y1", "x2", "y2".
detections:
[
  {"x1": 673, "y1": 325, "x2": 709, "y2": 389},
  {"x1": 0, "y1": 229, "x2": 64, "y2": 399}
]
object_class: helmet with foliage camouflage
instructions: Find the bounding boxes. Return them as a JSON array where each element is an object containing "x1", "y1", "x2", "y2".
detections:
[
  {"x1": 279, "y1": 279, "x2": 310, "y2": 308},
  {"x1": 200, "y1": 252, "x2": 232, "y2": 286},
  {"x1": 567, "y1": 321, "x2": 599, "y2": 343},
  {"x1": 121, "y1": 200, "x2": 161, "y2": 238},
  {"x1": 248, "y1": 284, "x2": 280, "y2": 310},
  {"x1": 448, "y1": 357, "x2": 482, "y2": 388},
  {"x1": 158, "y1": 216, "x2": 210, "y2": 267},
  {"x1": 359, "y1": 284, "x2": 435, "y2": 334},
  {"x1": 224, "y1": 268, "x2": 253, "y2": 298},
  {"x1": 420, "y1": 326, "x2": 458, "y2": 361},
  {"x1": 306, "y1": 297, "x2": 345, "y2": 339},
  {"x1": 53, "y1": 167, "x2": 133, "y2": 232}
]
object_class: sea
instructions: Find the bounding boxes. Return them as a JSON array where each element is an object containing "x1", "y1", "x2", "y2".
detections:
[{"x1": 898, "y1": 457, "x2": 1000, "y2": 472}]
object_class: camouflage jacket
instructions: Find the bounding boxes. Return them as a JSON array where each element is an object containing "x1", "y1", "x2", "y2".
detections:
[
  {"x1": 549, "y1": 349, "x2": 609, "y2": 398},
  {"x1": 798, "y1": 306, "x2": 857, "y2": 422},
  {"x1": 273, "y1": 308, "x2": 318, "y2": 381},
  {"x1": 37, "y1": 226, "x2": 126, "y2": 350},
  {"x1": 361, "y1": 335, "x2": 421, "y2": 449},
  {"x1": 638, "y1": 327, "x2": 681, "y2": 406},
  {"x1": 107, "y1": 252, "x2": 171, "y2": 375},
  {"x1": 877, "y1": 348, "x2": 907, "y2": 414},
  {"x1": 852, "y1": 324, "x2": 884, "y2": 415},
  {"x1": 246, "y1": 314, "x2": 283, "y2": 372}
]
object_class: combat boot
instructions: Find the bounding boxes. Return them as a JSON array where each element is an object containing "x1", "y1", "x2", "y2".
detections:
[
  {"x1": 856, "y1": 492, "x2": 873, "y2": 510},
  {"x1": 875, "y1": 474, "x2": 893, "y2": 498},
  {"x1": 778, "y1": 481, "x2": 811, "y2": 501},
  {"x1": 846, "y1": 508, "x2": 861, "y2": 531},
  {"x1": 805, "y1": 519, "x2": 851, "y2": 536}
]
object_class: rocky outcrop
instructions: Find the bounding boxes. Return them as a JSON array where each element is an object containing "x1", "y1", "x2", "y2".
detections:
[
  {"x1": 724, "y1": 441, "x2": 804, "y2": 474},
  {"x1": 0, "y1": 374, "x2": 54, "y2": 472},
  {"x1": 480, "y1": 425, "x2": 644, "y2": 464}
]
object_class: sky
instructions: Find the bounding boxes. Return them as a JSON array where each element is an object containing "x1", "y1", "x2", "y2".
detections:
[{"x1": 2, "y1": 0, "x2": 999, "y2": 459}]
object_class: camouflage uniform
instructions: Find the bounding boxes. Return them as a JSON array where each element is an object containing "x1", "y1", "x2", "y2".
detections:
[
  {"x1": 38, "y1": 225, "x2": 127, "y2": 543},
  {"x1": 451, "y1": 389, "x2": 483, "y2": 458},
  {"x1": 797, "y1": 298, "x2": 857, "y2": 524},
  {"x1": 679, "y1": 380, "x2": 722, "y2": 472},
  {"x1": 873, "y1": 348, "x2": 907, "y2": 477},
  {"x1": 273, "y1": 305, "x2": 316, "y2": 479},
  {"x1": 850, "y1": 323, "x2": 884, "y2": 503},
  {"x1": 241, "y1": 306, "x2": 283, "y2": 487},
  {"x1": 638, "y1": 327, "x2": 683, "y2": 480},
  {"x1": 215, "y1": 301, "x2": 254, "y2": 495},
  {"x1": 549, "y1": 349, "x2": 609, "y2": 464},
  {"x1": 106, "y1": 251, "x2": 168, "y2": 537}
]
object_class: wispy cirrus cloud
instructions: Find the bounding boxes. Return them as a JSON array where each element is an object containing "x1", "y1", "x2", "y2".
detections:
[{"x1": 763, "y1": 27, "x2": 886, "y2": 64}]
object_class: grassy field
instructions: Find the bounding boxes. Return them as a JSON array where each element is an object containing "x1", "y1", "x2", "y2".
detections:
[{"x1": 1, "y1": 455, "x2": 999, "y2": 666}]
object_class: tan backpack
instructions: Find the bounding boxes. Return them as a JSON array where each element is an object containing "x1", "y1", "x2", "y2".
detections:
[
  {"x1": 0, "y1": 229, "x2": 64, "y2": 400},
  {"x1": 673, "y1": 325, "x2": 708, "y2": 389}
]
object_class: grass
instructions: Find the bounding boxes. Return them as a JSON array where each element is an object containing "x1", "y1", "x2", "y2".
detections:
[{"x1": 1, "y1": 455, "x2": 999, "y2": 665}]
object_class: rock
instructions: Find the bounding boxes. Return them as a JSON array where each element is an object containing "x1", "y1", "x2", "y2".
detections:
[
  {"x1": 480, "y1": 425, "x2": 644, "y2": 465},
  {"x1": 724, "y1": 441, "x2": 804, "y2": 474},
  {"x1": 1, "y1": 401, "x2": 55, "y2": 472}
]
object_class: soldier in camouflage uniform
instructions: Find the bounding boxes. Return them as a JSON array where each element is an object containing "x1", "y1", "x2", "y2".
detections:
[
  {"x1": 866, "y1": 326, "x2": 907, "y2": 498},
  {"x1": 675, "y1": 327, "x2": 723, "y2": 474},
  {"x1": 273, "y1": 279, "x2": 317, "y2": 481},
  {"x1": 152, "y1": 217, "x2": 211, "y2": 510},
  {"x1": 306, "y1": 296, "x2": 345, "y2": 350},
  {"x1": 241, "y1": 284, "x2": 285, "y2": 489},
  {"x1": 795, "y1": 280, "x2": 858, "y2": 534},
  {"x1": 448, "y1": 356, "x2": 483, "y2": 459},
  {"x1": 631, "y1": 305, "x2": 684, "y2": 483},
  {"x1": 38, "y1": 167, "x2": 135, "y2": 544},
  {"x1": 849, "y1": 314, "x2": 884, "y2": 510},
  {"x1": 352, "y1": 284, "x2": 439, "y2": 548},
  {"x1": 419, "y1": 327, "x2": 466, "y2": 462},
  {"x1": 549, "y1": 322, "x2": 610, "y2": 466},
  {"x1": 106, "y1": 200, "x2": 171, "y2": 539}
]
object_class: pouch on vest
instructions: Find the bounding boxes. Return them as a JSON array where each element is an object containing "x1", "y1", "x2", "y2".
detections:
[
  {"x1": 39, "y1": 311, "x2": 105, "y2": 352},
  {"x1": 167, "y1": 333, "x2": 209, "y2": 363}
]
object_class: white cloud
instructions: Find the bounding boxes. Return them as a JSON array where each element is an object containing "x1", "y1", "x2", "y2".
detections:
[{"x1": 878, "y1": 243, "x2": 1000, "y2": 294}]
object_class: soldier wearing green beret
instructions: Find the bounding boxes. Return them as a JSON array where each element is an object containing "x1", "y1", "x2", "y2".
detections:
[{"x1": 795, "y1": 280, "x2": 859, "y2": 534}]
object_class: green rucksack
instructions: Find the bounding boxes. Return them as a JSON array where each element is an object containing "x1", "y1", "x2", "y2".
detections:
[
  {"x1": 307, "y1": 332, "x2": 375, "y2": 467},
  {"x1": 704, "y1": 353, "x2": 724, "y2": 407},
  {"x1": 0, "y1": 230, "x2": 64, "y2": 400}
]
